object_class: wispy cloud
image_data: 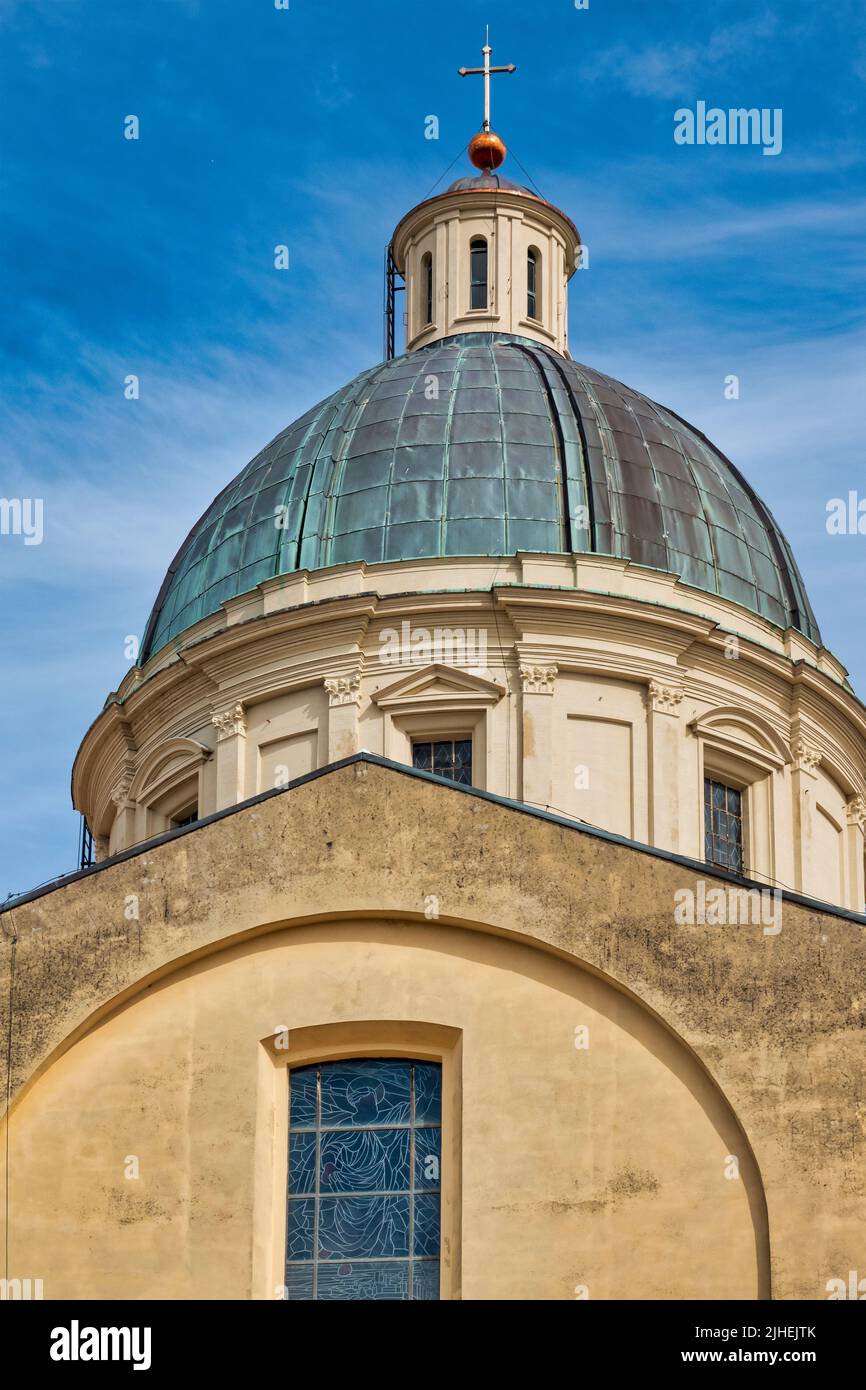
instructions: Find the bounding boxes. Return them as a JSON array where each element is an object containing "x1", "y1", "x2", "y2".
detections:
[
  {"x1": 578, "y1": 12, "x2": 781, "y2": 99},
  {"x1": 313, "y1": 62, "x2": 355, "y2": 112}
]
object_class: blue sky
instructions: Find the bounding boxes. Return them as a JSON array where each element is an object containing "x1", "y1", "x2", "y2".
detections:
[{"x1": 1, "y1": 0, "x2": 864, "y2": 898}]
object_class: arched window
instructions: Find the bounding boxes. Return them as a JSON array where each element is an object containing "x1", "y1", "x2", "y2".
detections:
[
  {"x1": 285, "y1": 1058, "x2": 442, "y2": 1300},
  {"x1": 470, "y1": 236, "x2": 488, "y2": 310},
  {"x1": 527, "y1": 247, "x2": 540, "y2": 320},
  {"x1": 421, "y1": 251, "x2": 433, "y2": 326}
]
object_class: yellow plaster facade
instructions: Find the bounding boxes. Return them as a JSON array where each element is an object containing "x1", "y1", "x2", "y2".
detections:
[{"x1": 7, "y1": 760, "x2": 866, "y2": 1301}]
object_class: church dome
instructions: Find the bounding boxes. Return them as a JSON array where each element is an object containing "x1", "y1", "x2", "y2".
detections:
[{"x1": 141, "y1": 331, "x2": 820, "y2": 662}]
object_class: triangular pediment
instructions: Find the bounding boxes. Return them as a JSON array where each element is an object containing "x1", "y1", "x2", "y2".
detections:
[{"x1": 372, "y1": 663, "x2": 505, "y2": 709}]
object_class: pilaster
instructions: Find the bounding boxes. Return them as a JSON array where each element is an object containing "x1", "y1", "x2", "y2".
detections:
[
  {"x1": 211, "y1": 702, "x2": 247, "y2": 810},
  {"x1": 646, "y1": 680, "x2": 684, "y2": 853},
  {"x1": 520, "y1": 663, "x2": 557, "y2": 808},
  {"x1": 324, "y1": 673, "x2": 362, "y2": 762}
]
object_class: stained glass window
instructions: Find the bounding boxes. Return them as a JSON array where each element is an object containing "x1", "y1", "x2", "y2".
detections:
[
  {"x1": 470, "y1": 237, "x2": 488, "y2": 310},
  {"x1": 412, "y1": 739, "x2": 472, "y2": 785},
  {"x1": 285, "y1": 1059, "x2": 442, "y2": 1300},
  {"x1": 704, "y1": 778, "x2": 745, "y2": 872}
]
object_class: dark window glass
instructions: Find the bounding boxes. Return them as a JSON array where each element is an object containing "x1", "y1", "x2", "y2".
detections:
[
  {"x1": 527, "y1": 248, "x2": 538, "y2": 320},
  {"x1": 704, "y1": 778, "x2": 744, "y2": 872},
  {"x1": 470, "y1": 238, "x2": 487, "y2": 311},
  {"x1": 285, "y1": 1059, "x2": 441, "y2": 1301},
  {"x1": 422, "y1": 253, "x2": 433, "y2": 325},
  {"x1": 412, "y1": 739, "x2": 472, "y2": 785},
  {"x1": 171, "y1": 805, "x2": 198, "y2": 828}
]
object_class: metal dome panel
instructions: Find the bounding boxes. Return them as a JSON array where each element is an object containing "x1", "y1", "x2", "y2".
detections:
[{"x1": 142, "y1": 333, "x2": 820, "y2": 661}]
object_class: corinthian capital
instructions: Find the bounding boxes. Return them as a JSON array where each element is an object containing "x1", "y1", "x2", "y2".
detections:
[
  {"x1": 647, "y1": 680, "x2": 684, "y2": 715},
  {"x1": 792, "y1": 738, "x2": 821, "y2": 773},
  {"x1": 519, "y1": 663, "x2": 558, "y2": 696},
  {"x1": 211, "y1": 703, "x2": 246, "y2": 740},
  {"x1": 110, "y1": 772, "x2": 134, "y2": 808},
  {"x1": 324, "y1": 673, "x2": 362, "y2": 708}
]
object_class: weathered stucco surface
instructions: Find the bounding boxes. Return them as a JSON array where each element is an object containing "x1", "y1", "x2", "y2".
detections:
[{"x1": 2, "y1": 757, "x2": 864, "y2": 1300}]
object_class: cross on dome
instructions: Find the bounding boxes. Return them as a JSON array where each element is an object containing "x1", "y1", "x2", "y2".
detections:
[
  {"x1": 458, "y1": 28, "x2": 516, "y2": 172},
  {"x1": 458, "y1": 28, "x2": 517, "y2": 133}
]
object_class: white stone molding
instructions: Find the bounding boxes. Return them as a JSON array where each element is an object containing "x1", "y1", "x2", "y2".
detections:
[
  {"x1": 690, "y1": 706, "x2": 791, "y2": 772},
  {"x1": 128, "y1": 738, "x2": 210, "y2": 807},
  {"x1": 373, "y1": 663, "x2": 504, "y2": 711},
  {"x1": 846, "y1": 795, "x2": 866, "y2": 831}
]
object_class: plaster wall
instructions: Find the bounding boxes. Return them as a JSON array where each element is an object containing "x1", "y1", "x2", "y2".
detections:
[
  {"x1": 4, "y1": 921, "x2": 763, "y2": 1301},
  {"x1": 4, "y1": 761, "x2": 866, "y2": 1301}
]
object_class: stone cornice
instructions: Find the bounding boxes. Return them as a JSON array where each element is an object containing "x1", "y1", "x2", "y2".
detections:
[
  {"x1": 497, "y1": 587, "x2": 718, "y2": 644},
  {"x1": 109, "y1": 567, "x2": 858, "y2": 722}
]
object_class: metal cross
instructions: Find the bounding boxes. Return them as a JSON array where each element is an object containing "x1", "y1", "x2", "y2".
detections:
[{"x1": 458, "y1": 28, "x2": 516, "y2": 133}]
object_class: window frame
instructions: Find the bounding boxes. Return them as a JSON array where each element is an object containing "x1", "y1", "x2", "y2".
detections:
[
  {"x1": 284, "y1": 1057, "x2": 443, "y2": 1300},
  {"x1": 690, "y1": 710, "x2": 784, "y2": 888},
  {"x1": 144, "y1": 772, "x2": 203, "y2": 840},
  {"x1": 704, "y1": 776, "x2": 746, "y2": 874},
  {"x1": 421, "y1": 250, "x2": 433, "y2": 327},
  {"x1": 526, "y1": 246, "x2": 540, "y2": 321},
  {"x1": 469, "y1": 236, "x2": 488, "y2": 311},
  {"x1": 411, "y1": 736, "x2": 473, "y2": 786},
  {"x1": 391, "y1": 710, "x2": 486, "y2": 789},
  {"x1": 254, "y1": 1021, "x2": 462, "y2": 1302},
  {"x1": 372, "y1": 664, "x2": 505, "y2": 794}
]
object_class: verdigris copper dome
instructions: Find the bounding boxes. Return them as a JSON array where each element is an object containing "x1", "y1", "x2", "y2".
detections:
[{"x1": 141, "y1": 332, "x2": 820, "y2": 661}]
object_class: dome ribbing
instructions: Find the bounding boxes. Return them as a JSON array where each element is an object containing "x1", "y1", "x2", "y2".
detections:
[{"x1": 142, "y1": 333, "x2": 820, "y2": 662}]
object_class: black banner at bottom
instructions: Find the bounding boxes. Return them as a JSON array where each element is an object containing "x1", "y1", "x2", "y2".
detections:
[{"x1": 2, "y1": 1297, "x2": 861, "y2": 1374}]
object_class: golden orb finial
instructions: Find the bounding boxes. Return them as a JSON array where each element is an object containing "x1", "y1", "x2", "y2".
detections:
[
  {"x1": 458, "y1": 33, "x2": 516, "y2": 173},
  {"x1": 468, "y1": 129, "x2": 507, "y2": 172}
]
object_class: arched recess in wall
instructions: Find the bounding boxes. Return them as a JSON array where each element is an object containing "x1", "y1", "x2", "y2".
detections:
[{"x1": 5, "y1": 912, "x2": 771, "y2": 1301}]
